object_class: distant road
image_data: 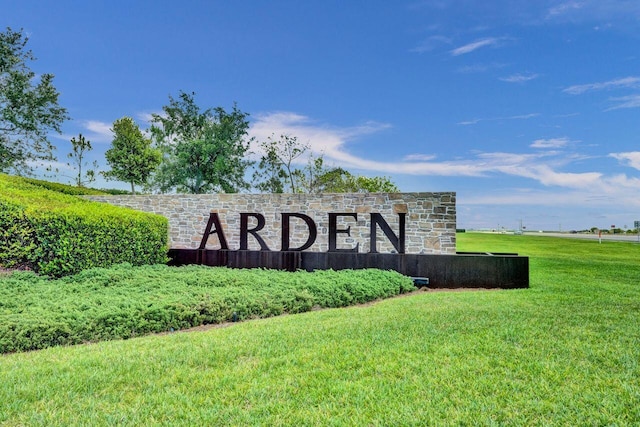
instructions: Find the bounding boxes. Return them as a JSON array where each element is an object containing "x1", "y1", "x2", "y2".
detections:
[
  {"x1": 524, "y1": 232, "x2": 640, "y2": 243},
  {"x1": 466, "y1": 230, "x2": 640, "y2": 243}
]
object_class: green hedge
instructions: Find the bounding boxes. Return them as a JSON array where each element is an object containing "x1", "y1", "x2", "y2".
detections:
[
  {"x1": 97, "y1": 188, "x2": 131, "y2": 195},
  {"x1": 0, "y1": 174, "x2": 168, "y2": 276},
  {"x1": 19, "y1": 176, "x2": 131, "y2": 195},
  {"x1": 0, "y1": 264, "x2": 416, "y2": 353},
  {"x1": 19, "y1": 176, "x2": 110, "y2": 196},
  {"x1": 0, "y1": 200, "x2": 36, "y2": 269}
]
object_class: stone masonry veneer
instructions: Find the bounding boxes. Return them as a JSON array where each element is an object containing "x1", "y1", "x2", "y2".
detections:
[{"x1": 86, "y1": 192, "x2": 456, "y2": 254}]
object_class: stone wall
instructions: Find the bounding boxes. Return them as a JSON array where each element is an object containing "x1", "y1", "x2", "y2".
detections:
[{"x1": 86, "y1": 192, "x2": 456, "y2": 254}]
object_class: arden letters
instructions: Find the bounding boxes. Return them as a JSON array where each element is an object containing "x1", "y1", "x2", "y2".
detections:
[{"x1": 199, "y1": 212, "x2": 406, "y2": 254}]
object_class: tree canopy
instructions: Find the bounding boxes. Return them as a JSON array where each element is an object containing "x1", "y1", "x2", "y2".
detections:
[
  {"x1": 0, "y1": 27, "x2": 68, "y2": 175},
  {"x1": 150, "y1": 91, "x2": 253, "y2": 194},
  {"x1": 296, "y1": 155, "x2": 399, "y2": 193},
  {"x1": 253, "y1": 134, "x2": 308, "y2": 193},
  {"x1": 252, "y1": 134, "x2": 400, "y2": 194},
  {"x1": 103, "y1": 117, "x2": 161, "y2": 194}
]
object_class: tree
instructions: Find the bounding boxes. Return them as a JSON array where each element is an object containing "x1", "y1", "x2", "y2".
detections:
[
  {"x1": 348, "y1": 175, "x2": 399, "y2": 193},
  {"x1": 252, "y1": 133, "x2": 308, "y2": 193},
  {"x1": 66, "y1": 133, "x2": 97, "y2": 187},
  {"x1": 0, "y1": 27, "x2": 69, "y2": 174},
  {"x1": 150, "y1": 91, "x2": 253, "y2": 194},
  {"x1": 103, "y1": 117, "x2": 161, "y2": 194},
  {"x1": 296, "y1": 154, "x2": 400, "y2": 193},
  {"x1": 251, "y1": 131, "x2": 400, "y2": 194}
]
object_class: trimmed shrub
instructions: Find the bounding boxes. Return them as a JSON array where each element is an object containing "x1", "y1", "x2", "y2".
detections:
[
  {"x1": 97, "y1": 188, "x2": 131, "y2": 195},
  {"x1": 0, "y1": 265, "x2": 416, "y2": 353},
  {"x1": 0, "y1": 200, "x2": 37, "y2": 269},
  {"x1": 0, "y1": 174, "x2": 168, "y2": 276}
]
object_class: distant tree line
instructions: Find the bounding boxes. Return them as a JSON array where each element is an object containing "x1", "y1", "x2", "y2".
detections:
[{"x1": 0, "y1": 27, "x2": 399, "y2": 195}]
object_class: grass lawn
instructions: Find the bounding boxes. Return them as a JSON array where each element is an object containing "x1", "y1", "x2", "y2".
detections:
[{"x1": 1, "y1": 233, "x2": 639, "y2": 425}]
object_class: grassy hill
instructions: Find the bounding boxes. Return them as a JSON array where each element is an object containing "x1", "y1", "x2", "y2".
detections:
[{"x1": 1, "y1": 233, "x2": 639, "y2": 425}]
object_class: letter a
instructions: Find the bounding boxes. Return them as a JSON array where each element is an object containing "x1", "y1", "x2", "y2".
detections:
[{"x1": 199, "y1": 212, "x2": 229, "y2": 250}]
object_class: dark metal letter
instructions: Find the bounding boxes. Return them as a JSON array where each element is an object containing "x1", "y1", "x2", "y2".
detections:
[
  {"x1": 369, "y1": 213, "x2": 406, "y2": 254},
  {"x1": 240, "y1": 213, "x2": 270, "y2": 251},
  {"x1": 328, "y1": 213, "x2": 359, "y2": 253},
  {"x1": 281, "y1": 213, "x2": 317, "y2": 251},
  {"x1": 199, "y1": 212, "x2": 229, "y2": 250}
]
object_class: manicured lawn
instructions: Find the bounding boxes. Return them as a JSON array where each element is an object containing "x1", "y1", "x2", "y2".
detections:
[{"x1": 1, "y1": 233, "x2": 639, "y2": 425}]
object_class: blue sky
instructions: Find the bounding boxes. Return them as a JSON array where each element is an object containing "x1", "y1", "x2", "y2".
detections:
[{"x1": 4, "y1": 0, "x2": 640, "y2": 231}]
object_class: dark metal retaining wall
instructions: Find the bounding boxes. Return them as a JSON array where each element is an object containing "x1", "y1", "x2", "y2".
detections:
[{"x1": 168, "y1": 249, "x2": 529, "y2": 289}]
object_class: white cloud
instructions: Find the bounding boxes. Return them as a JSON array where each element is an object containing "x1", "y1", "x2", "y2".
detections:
[
  {"x1": 59, "y1": 120, "x2": 113, "y2": 144},
  {"x1": 52, "y1": 119, "x2": 114, "y2": 145},
  {"x1": 467, "y1": 152, "x2": 600, "y2": 189},
  {"x1": 530, "y1": 137, "x2": 571, "y2": 149},
  {"x1": 457, "y1": 119, "x2": 481, "y2": 126},
  {"x1": 450, "y1": 37, "x2": 501, "y2": 56},
  {"x1": 463, "y1": 188, "x2": 614, "y2": 207},
  {"x1": 547, "y1": 1, "x2": 584, "y2": 19},
  {"x1": 462, "y1": 170, "x2": 640, "y2": 211},
  {"x1": 137, "y1": 111, "x2": 162, "y2": 124},
  {"x1": 410, "y1": 35, "x2": 451, "y2": 53},
  {"x1": 605, "y1": 94, "x2": 640, "y2": 110},
  {"x1": 610, "y1": 152, "x2": 640, "y2": 170},
  {"x1": 509, "y1": 113, "x2": 540, "y2": 120},
  {"x1": 500, "y1": 73, "x2": 539, "y2": 83},
  {"x1": 249, "y1": 112, "x2": 391, "y2": 166},
  {"x1": 457, "y1": 112, "x2": 539, "y2": 125},
  {"x1": 84, "y1": 120, "x2": 112, "y2": 138},
  {"x1": 249, "y1": 111, "x2": 640, "y2": 214},
  {"x1": 456, "y1": 62, "x2": 508, "y2": 74},
  {"x1": 563, "y1": 76, "x2": 640, "y2": 95},
  {"x1": 530, "y1": 166, "x2": 602, "y2": 188},
  {"x1": 404, "y1": 153, "x2": 437, "y2": 161},
  {"x1": 545, "y1": 0, "x2": 640, "y2": 24}
]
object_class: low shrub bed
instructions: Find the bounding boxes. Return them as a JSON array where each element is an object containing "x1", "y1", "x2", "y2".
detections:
[
  {"x1": 0, "y1": 264, "x2": 415, "y2": 353},
  {"x1": 0, "y1": 174, "x2": 167, "y2": 276}
]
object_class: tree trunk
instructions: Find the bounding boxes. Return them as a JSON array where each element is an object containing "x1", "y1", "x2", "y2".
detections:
[{"x1": 130, "y1": 181, "x2": 136, "y2": 195}]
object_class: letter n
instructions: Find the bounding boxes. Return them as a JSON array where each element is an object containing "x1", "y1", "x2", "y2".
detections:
[{"x1": 369, "y1": 213, "x2": 406, "y2": 253}]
